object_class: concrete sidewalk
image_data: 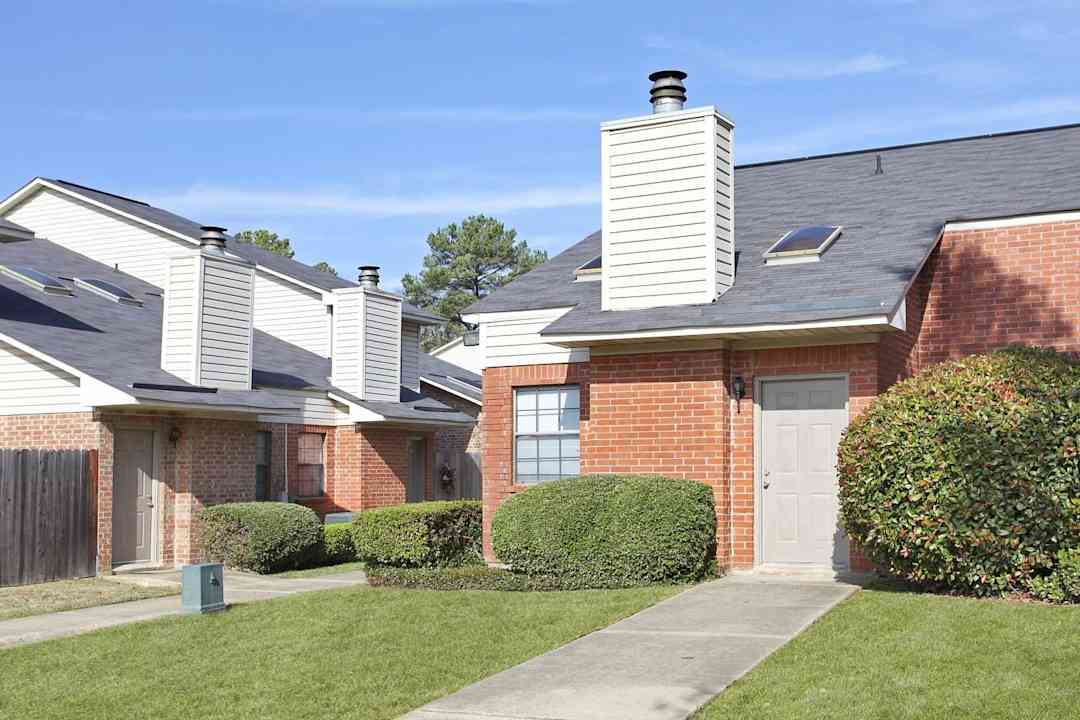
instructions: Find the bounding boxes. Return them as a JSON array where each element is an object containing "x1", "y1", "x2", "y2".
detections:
[
  {"x1": 403, "y1": 575, "x2": 859, "y2": 720},
  {"x1": 0, "y1": 569, "x2": 368, "y2": 649}
]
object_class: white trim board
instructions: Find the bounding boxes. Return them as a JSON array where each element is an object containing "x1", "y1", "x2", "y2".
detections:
[
  {"x1": 944, "y1": 209, "x2": 1080, "y2": 231},
  {"x1": 419, "y1": 376, "x2": 482, "y2": 406}
]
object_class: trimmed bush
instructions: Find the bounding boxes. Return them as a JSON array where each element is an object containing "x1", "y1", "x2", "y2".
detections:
[
  {"x1": 492, "y1": 474, "x2": 716, "y2": 588},
  {"x1": 322, "y1": 523, "x2": 357, "y2": 565},
  {"x1": 351, "y1": 501, "x2": 481, "y2": 567},
  {"x1": 839, "y1": 347, "x2": 1080, "y2": 596},
  {"x1": 1029, "y1": 549, "x2": 1080, "y2": 604},
  {"x1": 197, "y1": 502, "x2": 322, "y2": 574},
  {"x1": 367, "y1": 566, "x2": 566, "y2": 592}
]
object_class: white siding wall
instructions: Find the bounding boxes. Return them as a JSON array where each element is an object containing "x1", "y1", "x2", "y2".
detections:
[
  {"x1": 601, "y1": 108, "x2": 734, "y2": 311},
  {"x1": 256, "y1": 389, "x2": 350, "y2": 425},
  {"x1": 481, "y1": 308, "x2": 590, "y2": 367},
  {"x1": 161, "y1": 255, "x2": 199, "y2": 384},
  {"x1": 199, "y1": 256, "x2": 254, "y2": 390},
  {"x1": 363, "y1": 292, "x2": 402, "y2": 402},
  {"x1": 253, "y1": 271, "x2": 330, "y2": 357},
  {"x1": 432, "y1": 338, "x2": 485, "y2": 375},
  {"x1": 5, "y1": 188, "x2": 192, "y2": 289},
  {"x1": 0, "y1": 342, "x2": 85, "y2": 415},
  {"x1": 330, "y1": 289, "x2": 364, "y2": 397},
  {"x1": 400, "y1": 321, "x2": 421, "y2": 392}
]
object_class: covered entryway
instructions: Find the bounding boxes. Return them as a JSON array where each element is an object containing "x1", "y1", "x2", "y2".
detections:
[
  {"x1": 112, "y1": 429, "x2": 157, "y2": 565},
  {"x1": 406, "y1": 437, "x2": 427, "y2": 502},
  {"x1": 759, "y1": 377, "x2": 848, "y2": 569}
]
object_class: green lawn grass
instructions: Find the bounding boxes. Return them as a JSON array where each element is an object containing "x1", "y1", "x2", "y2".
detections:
[
  {"x1": 274, "y1": 560, "x2": 367, "y2": 579},
  {"x1": 0, "y1": 578, "x2": 176, "y2": 621},
  {"x1": 0, "y1": 584, "x2": 677, "y2": 720},
  {"x1": 695, "y1": 582, "x2": 1080, "y2": 720}
]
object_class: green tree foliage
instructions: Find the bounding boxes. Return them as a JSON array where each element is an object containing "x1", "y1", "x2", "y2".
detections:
[
  {"x1": 403, "y1": 215, "x2": 547, "y2": 349},
  {"x1": 312, "y1": 261, "x2": 338, "y2": 277},
  {"x1": 233, "y1": 229, "x2": 295, "y2": 259}
]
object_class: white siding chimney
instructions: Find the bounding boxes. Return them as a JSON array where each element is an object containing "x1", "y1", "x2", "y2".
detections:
[
  {"x1": 601, "y1": 71, "x2": 735, "y2": 311},
  {"x1": 330, "y1": 267, "x2": 403, "y2": 402},
  {"x1": 161, "y1": 227, "x2": 255, "y2": 390}
]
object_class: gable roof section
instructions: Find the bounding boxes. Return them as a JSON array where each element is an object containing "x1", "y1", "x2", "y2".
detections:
[
  {"x1": 0, "y1": 178, "x2": 441, "y2": 323},
  {"x1": 466, "y1": 123, "x2": 1080, "y2": 336},
  {"x1": 419, "y1": 352, "x2": 482, "y2": 404},
  {"x1": 0, "y1": 217, "x2": 34, "y2": 241}
]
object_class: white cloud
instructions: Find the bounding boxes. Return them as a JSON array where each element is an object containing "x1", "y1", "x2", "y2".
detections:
[
  {"x1": 644, "y1": 35, "x2": 903, "y2": 81},
  {"x1": 148, "y1": 183, "x2": 598, "y2": 219}
]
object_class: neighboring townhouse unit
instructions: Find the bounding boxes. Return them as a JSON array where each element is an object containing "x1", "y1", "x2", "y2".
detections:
[
  {"x1": 0, "y1": 178, "x2": 476, "y2": 571},
  {"x1": 464, "y1": 71, "x2": 1080, "y2": 572}
]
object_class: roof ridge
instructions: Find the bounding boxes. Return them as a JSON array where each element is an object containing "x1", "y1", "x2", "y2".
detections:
[
  {"x1": 49, "y1": 178, "x2": 151, "y2": 207},
  {"x1": 736, "y1": 121, "x2": 1080, "y2": 170}
]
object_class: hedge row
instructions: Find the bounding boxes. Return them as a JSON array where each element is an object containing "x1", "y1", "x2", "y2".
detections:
[
  {"x1": 197, "y1": 502, "x2": 323, "y2": 574},
  {"x1": 492, "y1": 474, "x2": 716, "y2": 588},
  {"x1": 839, "y1": 347, "x2": 1080, "y2": 597},
  {"x1": 351, "y1": 500, "x2": 482, "y2": 567}
]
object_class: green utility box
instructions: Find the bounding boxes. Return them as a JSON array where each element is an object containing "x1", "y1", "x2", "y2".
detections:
[{"x1": 181, "y1": 563, "x2": 226, "y2": 614}]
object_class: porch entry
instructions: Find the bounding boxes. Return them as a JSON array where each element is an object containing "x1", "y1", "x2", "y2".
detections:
[
  {"x1": 112, "y1": 429, "x2": 156, "y2": 565},
  {"x1": 406, "y1": 437, "x2": 427, "y2": 502},
  {"x1": 760, "y1": 378, "x2": 848, "y2": 568}
]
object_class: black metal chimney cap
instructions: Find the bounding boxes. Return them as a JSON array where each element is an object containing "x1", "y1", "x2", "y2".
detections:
[
  {"x1": 648, "y1": 70, "x2": 688, "y2": 113},
  {"x1": 199, "y1": 226, "x2": 228, "y2": 250},
  {"x1": 648, "y1": 69, "x2": 687, "y2": 81}
]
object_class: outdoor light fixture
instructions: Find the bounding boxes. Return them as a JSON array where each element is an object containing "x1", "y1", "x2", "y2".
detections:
[
  {"x1": 732, "y1": 376, "x2": 746, "y2": 401},
  {"x1": 168, "y1": 426, "x2": 183, "y2": 445}
]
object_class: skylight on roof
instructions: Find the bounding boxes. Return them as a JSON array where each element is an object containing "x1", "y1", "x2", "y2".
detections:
[
  {"x1": 763, "y1": 226, "x2": 842, "y2": 265},
  {"x1": 75, "y1": 277, "x2": 144, "y2": 306},
  {"x1": 575, "y1": 255, "x2": 603, "y2": 281},
  {"x1": 0, "y1": 265, "x2": 73, "y2": 295}
]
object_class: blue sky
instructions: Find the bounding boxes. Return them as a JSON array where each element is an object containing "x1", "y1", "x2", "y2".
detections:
[{"x1": 4, "y1": 0, "x2": 1079, "y2": 290}]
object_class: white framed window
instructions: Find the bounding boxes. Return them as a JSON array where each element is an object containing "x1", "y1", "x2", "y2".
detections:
[{"x1": 514, "y1": 385, "x2": 580, "y2": 485}]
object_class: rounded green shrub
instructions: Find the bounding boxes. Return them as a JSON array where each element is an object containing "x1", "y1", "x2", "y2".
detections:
[
  {"x1": 351, "y1": 500, "x2": 481, "y2": 567},
  {"x1": 492, "y1": 474, "x2": 716, "y2": 588},
  {"x1": 322, "y1": 523, "x2": 357, "y2": 565},
  {"x1": 838, "y1": 347, "x2": 1080, "y2": 596},
  {"x1": 1029, "y1": 549, "x2": 1080, "y2": 604},
  {"x1": 197, "y1": 502, "x2": 323, "y2": 574}
]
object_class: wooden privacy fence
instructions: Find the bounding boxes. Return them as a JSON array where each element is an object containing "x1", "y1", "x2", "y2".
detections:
[
  {"x1": 0, "y1": 449, "x2": 98, "y2": 587},
  {"x1": 436, "y1": 449, "x2": 482, "y2": 500}
]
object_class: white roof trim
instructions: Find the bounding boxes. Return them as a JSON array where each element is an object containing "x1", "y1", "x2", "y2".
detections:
[
  {"x1": 325, "y1": 391, "x2": 389, "y2": 423},
  {"x1": 540, "y1": 313, "x2": 895, "y2": 346},
  {"x1": 419, "y1": 375, "x2": 482, "y2": 406},
  {"x1": 430, "y1": 336, "x2": 463, "y2": 355},
  {"x1": 944, "y1": 209, "x2": 1080, "y2": 231}
]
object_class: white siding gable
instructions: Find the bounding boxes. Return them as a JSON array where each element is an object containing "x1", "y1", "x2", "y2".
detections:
[
  {"x1": 0, "y1": 341, "x2": 85, "y2": 415},
  {"x1": 481, "y1": 308, "x2": 590, "y2": 367},
  {"x1": 5, "y1": 188, "x2": 191, "y2": 289},
  {"x1": 400, "y1": 321, "x2": 421, "y2": 392},
  {"x1": 254, "y1": 270, "x2": 331, "y2": 357}
]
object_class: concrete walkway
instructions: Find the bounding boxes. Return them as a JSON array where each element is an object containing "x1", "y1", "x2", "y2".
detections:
[
  {"x1": 403, "y1": 574, "x2": 859, "y2": 720},
  {"x1": 0, "y1": 569, "x2": 368, "y2": 649}
]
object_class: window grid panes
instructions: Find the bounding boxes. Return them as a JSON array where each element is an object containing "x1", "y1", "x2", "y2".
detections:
[
  {"x1": 514, "y1": 386, "x2": 580, "y2": 485},
  {"x1": 295, "y1": 433, "x2": 325, "y2": 498}
]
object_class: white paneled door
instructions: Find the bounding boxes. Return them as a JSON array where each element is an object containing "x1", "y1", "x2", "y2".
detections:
[{"x1": 761, "y1": 378, "x2": 849, "y2": 568}]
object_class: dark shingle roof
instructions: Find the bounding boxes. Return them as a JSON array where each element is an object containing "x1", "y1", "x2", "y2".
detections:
[
  {"x1": 419, "y1": 352, "x2": 482, "y2": 403},
  {"x1": 0, "y1": 237, "x2": 467, "y2": 421},
  {"x1": 0, "y1": 217, "x2": 33, "y2": 241},
  {"x1": 42, "y1": 179, "x2": 440, "y2": 323},
  {"x1": 465, "y1": 123, "x2": 1080, "y2": 335}
]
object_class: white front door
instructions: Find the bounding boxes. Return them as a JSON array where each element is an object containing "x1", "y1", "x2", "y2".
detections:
[{"x1": 761, "y1": 378, "x2": 848, "y2": 568}]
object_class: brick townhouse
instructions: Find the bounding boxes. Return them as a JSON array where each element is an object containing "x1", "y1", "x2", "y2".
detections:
[
  {"x1": 464, "y1": 71, "x2": 1080, "y2": 572},
  {"x1": 0, "y1": 181, "x2": 480, "y2": 571}
]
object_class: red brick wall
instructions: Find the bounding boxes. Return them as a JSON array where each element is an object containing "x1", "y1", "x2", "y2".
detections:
[
  {"x1": 586, "y1": 350, "x2": 731, "y2": 563},
  {"x1": 911, "y1": 221, "x2": 1080, "y2": 368},
  {"x1": 262, "y1": 422, "x2": 435, "y2": 517},
  {"x1": 481, "y1": 362, "x2": 590, "y2": 560}
]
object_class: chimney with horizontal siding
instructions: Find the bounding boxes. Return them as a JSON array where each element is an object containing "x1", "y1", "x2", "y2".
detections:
[
  {"x1": 160, "y1": 227, "x2": 255, "y2": 389},
  {"x1": 329, "y1": 268, "x2": 403, "y2": 402},
  {"x1": 600, "y1": 70, "x2": 735, "y2": 311}
]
